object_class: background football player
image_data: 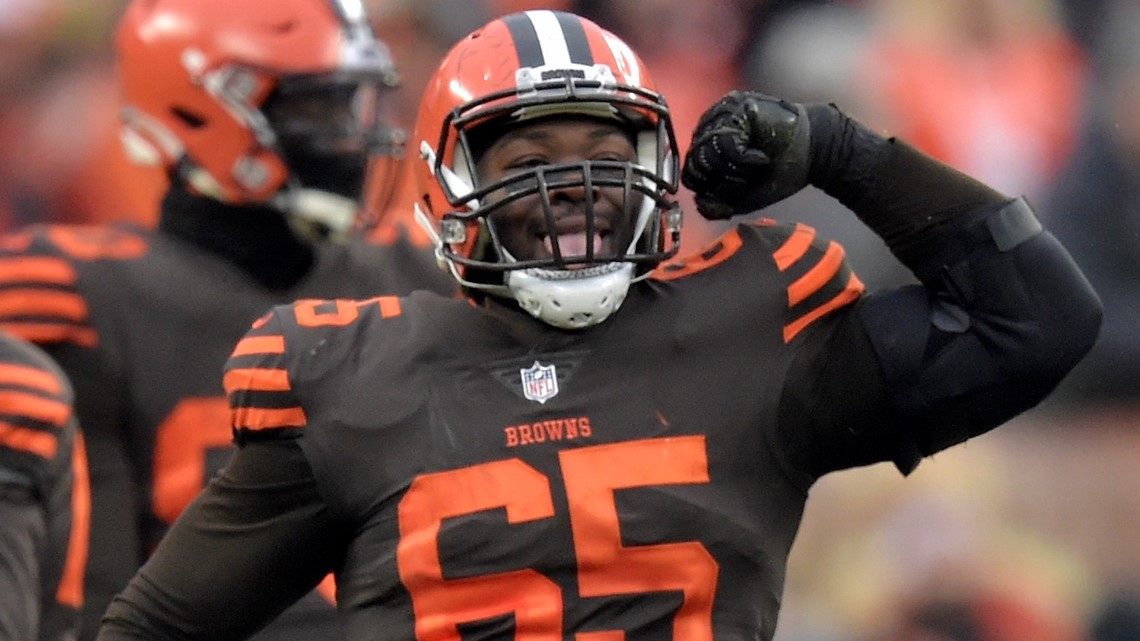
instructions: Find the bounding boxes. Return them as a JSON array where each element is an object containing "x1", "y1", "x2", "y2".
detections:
[
  {"x1": 0, "y1": 329, "x2": 88, "y2": 641},
  {"x1": 96, "y1": 9, "x2": 1101, "y2": 641},
  {"x1": 0, "y1": 0, "x2": 454, "y2": 639}
]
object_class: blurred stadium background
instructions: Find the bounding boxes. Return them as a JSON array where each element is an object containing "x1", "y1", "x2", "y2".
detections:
[{"x1": 2, "y1": 1, "x2": 1137, "y2": 639}]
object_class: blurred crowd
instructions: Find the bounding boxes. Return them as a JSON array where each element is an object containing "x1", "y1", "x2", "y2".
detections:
[{"x1": 1, "y1": 1, "x2": 1138, "y2": 640}]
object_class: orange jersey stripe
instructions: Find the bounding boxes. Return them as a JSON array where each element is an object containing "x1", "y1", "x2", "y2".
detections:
[
  {"x1": 232, "y1": 335, "x2": 285, "y2": 357},
  {"x1": 653, "y1": 230, "x2": 745, "y2": 281},
  {"x1": 250, "y1": 311, "x2": 273, "y2": 330},
  {"x1": 377, "y1": 295, "x2": 402, "y2": 318},
  {"x1": 231, "y1": 405, "x2": 307, "y2": 431},
  {"x1": 316, "y1": 574, "x2": 336, "y2": 605},
  {"x1": 223, "y1": 367, "x2": 291, "y2": 393},
  {"x1": 784, "y1": 272, "x2": 865, "y2": 342},
  {"x1": 0, "y1": 256, "x2": 76, "y2": 285},
  {"x1": 45, "y1": 227, "x2": 148, "y2": 261},
  {"x1": 0, "y1": 233, "x2": 33, "y2": 253},
  {"x1": 0, "y1": 289, "x2": 88, "y2": 321},
  {"x1": 786, "y1": 241, "x2": 847, "y2": 306},
  {"x1": 0, "y1": 421, "x2": 58, "y2": 458},
  {"x1": 772, "y1": 223, "x2": 816, "y2": 271},
  {"x1": 0, "y1": 363, "x2": 63, "y2": 395},
  {"x1": 56, "y1": 432, "x2": 89, "y2": 607},
  {"x1": 0, "y1": 323, "x2": 98, "y2": 348},
  {"x1": 576, "y1": 633, "x2": 625, "y2": 641},
  {"x1": 0, "y1": 390, "x2": 71, "y2": 426}
]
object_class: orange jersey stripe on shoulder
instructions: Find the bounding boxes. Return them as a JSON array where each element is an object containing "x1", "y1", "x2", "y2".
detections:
[
  {"x1": 0, "y1": 390, "x2": 71, "y2": 426},
  {"x1": 786, "y1": 241, "x2": 847, "y2": 306},
  {"x1": 251, "y1": 311, "x2": 273, "y2": 330},
  {"x1": 0, "y1": 323, "x2": 97, "y2": 348},
  {"x1": 576, "y1": 632, "x2": 625, "y2": 641},
  {"x1": 232, "y1": 335, "x2": 285, "y2": 357},
  {"x1": 43, "y1": 226, "x2": 148, "y2": 261},
  {"x1": 0, "y1": 289, "x2": 88, "y2": 321},
  {"x1": 0, "y1": 421, "x2": 58, "y2": 458},
  {"x1": 772, "y1": 223, "x2": 816, "y2": 271},
  {"x1": 316, "y1": 574, "x2": 336, "y2": 605},
  {"x1": 0, "y1": 232, "x2": 34, "y2": 253},
  {"x1": 56, "y1": 431, "x2": 89, "y2": 607},
  {"x1": 652, "y1": 229, "x2": 745, "y2": 281},
  {"x1": 223, "y1": 367, "x2": 291, "y2": 393},
  {"x1": 231, "y1": 406, "x2": 307, "y2": 431},
  {"x1": 0, "y1": 256, "x2": 77, "y2": 285},
  {"x1": 0, "y1": 363, "x2": 63, "y2": 395},
  {"x1": 375, "y1": 295, "x2": 402, "y2": 318},
  {"x1": 783, "y1": 272, "x2": 865, "y2": 342}
]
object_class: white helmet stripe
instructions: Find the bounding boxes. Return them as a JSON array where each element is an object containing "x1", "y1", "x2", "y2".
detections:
[
  {"x1": 503, "y1": 10, "x2": 594, "y2": 69},
  {"x1": 329, "y1": 0, "x2": 366, "y2": 26},
  {"x1": 528, "y1": 10, "x2": 573, "y2": 67}
]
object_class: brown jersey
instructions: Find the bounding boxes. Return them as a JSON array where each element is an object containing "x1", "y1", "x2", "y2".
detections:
[
  {"x1": 108, "y1": 219, "x2": 901, "y2": 641},
  {"x1": 0, "y1": 330, "x2": 88, "y2": 641},
  {"x1": 98, "y1": 210, "x2": 1101, "y2": 641},
  {"x1": 0, "y1": 222, "x2": 455, "y2": 641}
]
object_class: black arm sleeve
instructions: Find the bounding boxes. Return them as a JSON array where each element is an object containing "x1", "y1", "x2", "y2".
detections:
[
  {"x1": 782, "y1": 124, "x2": 1103, "y2": 479},
  {"x1": 97, "y1": 437, "x2": 344, "y2": 641},
  {"x1": 855, "y1": 199, "x2": 1102, "y2": 473}
]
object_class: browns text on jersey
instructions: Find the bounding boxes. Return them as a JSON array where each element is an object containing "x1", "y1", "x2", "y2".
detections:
[{"x1": 504, "y1": 416, "x2": 593, "y2": 448}]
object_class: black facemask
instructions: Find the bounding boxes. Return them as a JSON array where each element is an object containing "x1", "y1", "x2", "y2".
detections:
[{"x1": 262, "y1": 76, "x2": 402, "y2": 199}]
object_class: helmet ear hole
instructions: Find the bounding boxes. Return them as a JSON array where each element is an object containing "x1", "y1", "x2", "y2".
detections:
[{"x1": 171, "y1": 107, "x2": 207, "y2": 129}]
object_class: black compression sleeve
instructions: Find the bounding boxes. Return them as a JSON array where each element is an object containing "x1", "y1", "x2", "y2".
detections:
[
  {"x1": 804, "y1": 102, "x2": 891, "y2": 208},
  {"x1": 97, "y1": 438, "x2": 343, "y2": 641},
  {"x1": 805, "y1": 104, "x2": 1009, "y2": 273},
  {"x1": 799, "y1": 105, "x2": 1102, "y2": 478}
]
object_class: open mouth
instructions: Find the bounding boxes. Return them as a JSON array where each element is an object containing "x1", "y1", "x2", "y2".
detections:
[{"x1": 540, "y1": 230, "x2": 611, "y2": 261}]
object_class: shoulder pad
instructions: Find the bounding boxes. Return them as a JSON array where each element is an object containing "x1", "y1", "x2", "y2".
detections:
[
  {"x1": 224, "y1": 296, "x2": 404, "y2": 441},
  {"x1": 656, "y1": 220, "x2": 864, "y2": 341},
  {"x1": 0, "y1": 225, "x2": 147, "y2": 347}
]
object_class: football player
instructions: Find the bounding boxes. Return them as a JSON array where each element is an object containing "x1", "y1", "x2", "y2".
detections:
[
  {"x1": 0, "y1": 0, "x2": 455, "y2": 640},
  {"x1": 97, "y1": 9, "x2": 1101, "y2": 641},
  {"x1": 0, "y1": 329, "x2": 88, "y2": 641}
]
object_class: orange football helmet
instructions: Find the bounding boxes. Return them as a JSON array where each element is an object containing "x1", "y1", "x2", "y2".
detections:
[
  {"x1": 412, "y1": 10, "x2": 681, "y2": 328},
  {"x1": 116, "y1": 0, "x2": 403, "y2": 236}
]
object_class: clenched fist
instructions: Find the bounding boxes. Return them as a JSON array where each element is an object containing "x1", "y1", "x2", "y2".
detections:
[{"x1": 681, "y1": 91, "x2": 811, "y2": 220}]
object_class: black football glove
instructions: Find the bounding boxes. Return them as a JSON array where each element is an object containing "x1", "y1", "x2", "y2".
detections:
[{"x1": 681, "y1": 91, "x2": 811, "y2": 220}]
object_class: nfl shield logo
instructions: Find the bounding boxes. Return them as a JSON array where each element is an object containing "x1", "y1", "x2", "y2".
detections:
[{"x1": 520, "y1": 361, "x2": 559, "y2": 404}]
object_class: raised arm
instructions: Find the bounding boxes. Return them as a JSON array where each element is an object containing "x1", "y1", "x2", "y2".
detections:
[{"x1": 682, "y1": 92, "x2": 1103, "y2": 475}]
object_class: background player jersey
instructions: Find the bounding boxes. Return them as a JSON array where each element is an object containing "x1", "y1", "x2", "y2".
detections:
[
  {"x1": 215, "y1": 219, "x2": 899, "y2": 641},
  {"x1": 0, "y1": 222, "x2": 455, "y2": 641},
  {"x1": 0, "y1": 330, "x2": 88, "y2": 641}
]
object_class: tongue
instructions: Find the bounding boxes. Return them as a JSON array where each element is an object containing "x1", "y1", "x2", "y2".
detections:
[{"x1": 545, "y1": 232, "x2": 601, "y2": 258}]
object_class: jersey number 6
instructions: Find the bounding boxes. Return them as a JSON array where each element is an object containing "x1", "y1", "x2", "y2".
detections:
[{"x1": 397, "y1": 435, "x2": 717, "y2": 641}]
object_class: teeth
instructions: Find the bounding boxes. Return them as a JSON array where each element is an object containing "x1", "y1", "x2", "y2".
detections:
[{"x1": 543, "y1": 232, "x2": 603, "y2": 257}]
